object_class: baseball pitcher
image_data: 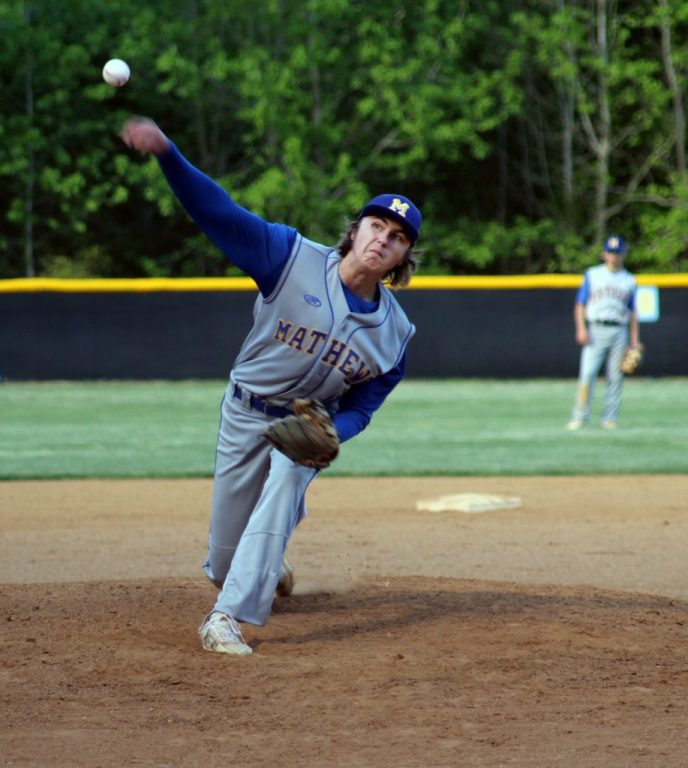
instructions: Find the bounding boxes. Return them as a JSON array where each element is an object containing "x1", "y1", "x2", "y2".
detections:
[{"x1": 121, "y1": 117, "x2": 422, "y2": 656}]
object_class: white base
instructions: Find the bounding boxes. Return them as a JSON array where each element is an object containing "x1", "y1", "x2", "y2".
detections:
[{"x1": 416, "y1": 493, "x2": 522, "y2": 514}]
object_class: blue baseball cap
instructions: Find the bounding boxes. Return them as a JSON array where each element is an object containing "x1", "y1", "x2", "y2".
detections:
[
  {"x1": 358, "y1": 193, "x2": 422, "y2": 243},
  {"x1": 604, "y1": 235, "x2": 627, "y2": 254}
]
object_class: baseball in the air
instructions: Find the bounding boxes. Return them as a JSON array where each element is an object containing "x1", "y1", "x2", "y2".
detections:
[{"x1": 102, "y1": 58, "x2": 130, "y2": 87}]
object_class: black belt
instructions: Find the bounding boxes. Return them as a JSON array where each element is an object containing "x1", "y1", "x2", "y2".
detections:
[
  {"x1": 232, "y1": 384, "x2": 292, "y2": 418},
  {"x1": 591, "y1": 320, "x2": 622, "y2": 327}
]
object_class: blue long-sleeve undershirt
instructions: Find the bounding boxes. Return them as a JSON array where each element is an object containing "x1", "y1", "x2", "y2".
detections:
[{"x1": 157, "y1": 142, "x2": 407, "y2": 443}]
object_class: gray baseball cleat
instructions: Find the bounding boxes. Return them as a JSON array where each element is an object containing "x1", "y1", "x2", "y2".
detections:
[
  {"x1": 199, "y1": 611, "x2": 252, "y2": 655},
  {"x1": 276, "y1": 558, "x2": 295, "y2": 597}
]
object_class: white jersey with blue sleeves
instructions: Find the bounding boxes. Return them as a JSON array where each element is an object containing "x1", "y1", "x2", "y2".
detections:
[
  {"x1": 577, "y1": 264, "x2": 636, "y2": 325},
  {"x1": 232, "y1": 235, "x2": 415, "y2": 407}
]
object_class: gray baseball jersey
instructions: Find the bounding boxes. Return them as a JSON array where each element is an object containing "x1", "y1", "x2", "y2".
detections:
[
  {"x1": 578, "y1": 263, "x2": 636, "y2": 324},
  {"x1": 232, "y1": 234, "x2": 415, "y2": 407}
]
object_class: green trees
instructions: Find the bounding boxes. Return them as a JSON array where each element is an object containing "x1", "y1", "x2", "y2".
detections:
[{"x1": 2, "y1": 0, "x2": 687, "y2": 278}]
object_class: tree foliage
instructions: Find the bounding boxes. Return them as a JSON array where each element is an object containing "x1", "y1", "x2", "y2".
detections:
[{"x1": 2, "y1": 0, "x2": 688, "y2": 278}]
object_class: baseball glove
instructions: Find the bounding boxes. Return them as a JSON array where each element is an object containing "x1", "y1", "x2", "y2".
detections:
[
  {"x1": 620, "y1": 343, "x2": 644, "y2": 374},
  {"x1": 263, "y1": 399, "x2": 339, "y2": 470}
]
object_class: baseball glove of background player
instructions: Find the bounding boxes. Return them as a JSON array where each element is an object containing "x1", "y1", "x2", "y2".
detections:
[
  {"x1": 620, "y1": 343, "x2": 645, "y2": 374},
  {"x1": 264, "y1": 399, "x2": 339, "y2": 470}
]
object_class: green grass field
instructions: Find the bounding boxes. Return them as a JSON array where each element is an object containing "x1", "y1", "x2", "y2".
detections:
[{"x1": 1, "y1": 378, "x2": 686, "y2": 479}]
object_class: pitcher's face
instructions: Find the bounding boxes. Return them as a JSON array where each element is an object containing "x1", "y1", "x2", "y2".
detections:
[{"x1": 349, "y1": 216, "x2": 410, "y2": 277}]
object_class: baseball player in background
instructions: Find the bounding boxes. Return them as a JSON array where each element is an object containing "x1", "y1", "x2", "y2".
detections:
[
  {"x1": 566, "y1": 235, "x2": 640, "y2": 431},
  {"x1": 121, "y1": 117, "x2": 422, "y2": 656}
]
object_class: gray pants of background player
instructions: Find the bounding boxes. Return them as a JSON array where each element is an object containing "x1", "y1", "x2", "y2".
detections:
[
  {"x1": 203, "y1": 383, "x2": 317, "y2": 626},
  {"x1": 570, "y1": 323, "x2": 629, "y2": 425}
]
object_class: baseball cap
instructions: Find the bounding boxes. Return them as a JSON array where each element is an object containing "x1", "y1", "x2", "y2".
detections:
[
  {"x1": 358, "y1": 193, "x2": 422, "y2": 243},
  {"x1": 604, "y1": 235, "x2": 627, "y2": 254}
]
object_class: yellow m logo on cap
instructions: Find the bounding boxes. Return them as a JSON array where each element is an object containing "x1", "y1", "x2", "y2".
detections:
[{"x1": 389, "y1": 198, "x2": 409, "y2": 218}]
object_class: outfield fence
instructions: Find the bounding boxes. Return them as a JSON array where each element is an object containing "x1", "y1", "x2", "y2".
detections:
[{"x1": 0, "y1": 275, "x2": 686, "y2": 380}]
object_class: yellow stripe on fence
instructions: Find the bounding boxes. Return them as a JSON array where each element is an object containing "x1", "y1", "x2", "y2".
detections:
[
  {"x1": 1, "y1": 274, "x2": 687, "y2": 292},
  {"x1": 0, "y1": 277, "x2": 257, "y2": 292},
  {"x1": 407, "y1": 274, "x2": 688, "y2": 289}
]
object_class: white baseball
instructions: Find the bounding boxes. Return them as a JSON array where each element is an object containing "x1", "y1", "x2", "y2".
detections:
[{"x1": 102, "y1": 59, "x2": 130, "y2": 88}]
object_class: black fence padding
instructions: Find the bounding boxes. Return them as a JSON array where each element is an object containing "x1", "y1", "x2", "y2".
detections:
[{"x1": 0, "y1": 288, "x2": 684, "y2": 380}]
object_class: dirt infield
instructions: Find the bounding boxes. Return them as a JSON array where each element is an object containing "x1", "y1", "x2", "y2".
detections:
[{"x1": 2, "y1": 476, "x2": 688, "y2": 767}]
